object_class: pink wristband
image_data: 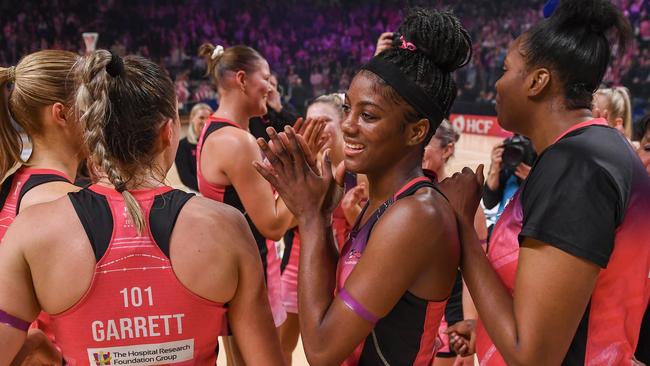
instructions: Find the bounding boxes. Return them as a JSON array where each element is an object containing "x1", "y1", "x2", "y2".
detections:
[
  {"x1": 339, "y1": 288, "x2": 380, "y2": 324},
  {"x1": 0, "y1": 310, "x2": 29, "y2": 332}
]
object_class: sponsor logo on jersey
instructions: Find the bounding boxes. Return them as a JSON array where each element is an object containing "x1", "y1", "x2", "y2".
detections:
[
  {"x1": 87, "y1": 339, "x2": 194, "y2": 365},
  {"x1": 93, "y1": 352, "x2": 112, "y2": 365}
]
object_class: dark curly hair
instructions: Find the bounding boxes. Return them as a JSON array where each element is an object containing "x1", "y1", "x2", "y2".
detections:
[{"x1": 366, "y1": 7, "x2": 472, "y2": 144}]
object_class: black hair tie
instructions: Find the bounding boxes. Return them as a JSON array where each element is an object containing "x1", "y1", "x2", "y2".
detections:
[
  {"x1": 106, "y1": 53, "x2": 124, "y2": 77},
  {"x1": 115, "y1": 181, "x2": 127, "y2": 193}
]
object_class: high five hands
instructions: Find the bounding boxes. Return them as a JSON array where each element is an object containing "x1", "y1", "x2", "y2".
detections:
[{"x1": 253, "y1": 125, "x2": 345, "y2": 222}]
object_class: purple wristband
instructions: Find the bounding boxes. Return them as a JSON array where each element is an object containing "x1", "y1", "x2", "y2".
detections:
[
  {"x1": 0, "y1": 310, "x2": 30, "y2": 332},
  {"x1": 339, "y1": 288, "x2": 380, "y2": 324}
]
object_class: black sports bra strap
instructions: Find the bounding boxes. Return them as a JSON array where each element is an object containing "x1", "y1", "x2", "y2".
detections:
[
  {"x1": 352, "y1": 178, "x2": 448, "y2": 233},
  {"x1": 68, "y1": 189, "x2": 114, "y2": 262},
  {"x1": 395, "y1": 180, "x2": 433, "y2": 200},
  {"x1": 16, "y1": 174, "x2": 69, "y2": 214},
  {"x1": 394, "y1": 177, "x2": 449, "y2": 202},
  {"x1": 149, "y1": 189, "x2": 195, "y2": 258},
  {"x1": 200, "y1": 120, "x2": 239, "y2": 154},
  {"x1": 0, "y1": 173, "x2": 15, "y2": 210}
]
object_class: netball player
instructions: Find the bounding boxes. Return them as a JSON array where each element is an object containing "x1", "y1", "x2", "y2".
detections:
[
  {"x1": 423, "y1": 121, "x2": 486, "y2": 366},
  {"x1": 255, "y1": 8, "x2": 472, "y2": 365},
  {"x1": 0, "y1": 50, "x2": 84, "y2": 240},
  {"x1": 0, "y1": 50, "x2": 88, "y2": 364},
  {"x1": 0, "y1": 51, "x2": 284, "y2": 365},
  {"x1": 593, "y1": 86, "x2": 633, "y2": 139},
  {"x1": 443, "y1": 0, "x2": 649, "y2": 364},
  {"x1": 197, "y1": 44, "x2": 328, "y2": 336},
  {"x1": 278, "y1": 93, "x2": 367, "y2": 364}
]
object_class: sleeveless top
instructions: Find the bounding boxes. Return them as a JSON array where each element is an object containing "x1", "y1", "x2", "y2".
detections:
[
  {"x1": 337, "y1": 176, "x2": 449, "y2": 366},
  {"x1": 196, "y1": 116, "x2": 286, "y2": 326},
  {"x1": 48, "y1": 185, "x2": 226, "y2": 365},
  {"x1": 0, "y1": 167, "x2": 70, "y2": 240}
]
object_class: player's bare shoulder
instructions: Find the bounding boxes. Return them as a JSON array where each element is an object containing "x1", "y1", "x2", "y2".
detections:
[{"x1": 177, "y1": 196, "x2": 255, "y2": 254}]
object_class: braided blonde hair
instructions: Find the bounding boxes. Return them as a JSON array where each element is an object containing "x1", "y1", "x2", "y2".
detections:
[{"x1": 74, "y1": 50, "x2": 176, "y2": 234}]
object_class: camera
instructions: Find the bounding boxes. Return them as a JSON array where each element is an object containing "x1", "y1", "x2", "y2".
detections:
[{"x1": 501, "y1": 134, "x2": 535, "y2": 171}]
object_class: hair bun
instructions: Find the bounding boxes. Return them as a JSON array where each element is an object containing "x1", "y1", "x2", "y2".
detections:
[
  {"x1": 552, "y1": 0, "x2": 622, "y2": 34},
  {"x1": 398, "y1": 8, "x2": 472, "y2": 72}
]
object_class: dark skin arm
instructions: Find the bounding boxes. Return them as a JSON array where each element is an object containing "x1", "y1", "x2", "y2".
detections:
[
  {"x1": 254, "y1": 127, "x2": 458, "y2": 366},
  {"x1": 439, "y1": 167, "x2": 601, "y2": 366}
]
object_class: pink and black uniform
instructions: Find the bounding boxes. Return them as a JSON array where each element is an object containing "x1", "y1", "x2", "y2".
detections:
[
  {"x1": 196, "y1": 116, "x2": 286, "y2": 326},
  {"x1": 47, "y1": 185, "x2": 226, "y2": 365},
  {"x1": 337, "y1": 176, "x2": 447, "y2": 366},
  {"x1": 476, "y1": 119, "x2": 650, "y2": 365},
  {"x1": 423, "y1": 170, "x2": 465, "y2": 360},
  {"x1": 0, "y1": 167, "x2": 70, "y2": 240},
  {"x1": 281, "y1": 172, "x2": 357, "y2": 314}
]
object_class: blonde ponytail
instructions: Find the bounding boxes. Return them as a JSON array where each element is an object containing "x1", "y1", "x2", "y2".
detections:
[
  {"x1": 0, "y1": 51, "x2": 78, "y2": 181},
  {"x1": 613, "y1": 87, "x2": 632, "y2": 139},
  {"x1": 0, "y1": 66, "x2": 22, "y2": 181},
  {"x1": 121, "y1": 190, "x2": 146, "y2": 235},
  {"x1": 595, "y1": 87, "x2": 633, "y2": 139}
]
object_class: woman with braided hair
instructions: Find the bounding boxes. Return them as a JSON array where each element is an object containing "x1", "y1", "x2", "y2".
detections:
[
  {"x1": 0, "y1": 50, "x2": 285, "y2": 365},
  {"x1": 254, "y1": 8, "x2": 472, "y2": 366}
]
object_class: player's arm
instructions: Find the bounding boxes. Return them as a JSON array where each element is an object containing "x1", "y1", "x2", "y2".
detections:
[
  {"x1": 224, "y1": 207, "x2": 286, "y2": 366},
  {"x1": 458, "y1": 221, "x2": 599, "y2": 365},
  {"x1": 297, "y1": 197, "x2": 458, "y2": 366},
  {"x1": 0, "y1": 211, "x2": 43, "y2": 365},
  {"x1": 212, "y1": 131, "x2": 295, "y2": 240}
]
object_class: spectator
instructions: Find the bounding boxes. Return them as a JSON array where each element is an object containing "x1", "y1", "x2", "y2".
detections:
[
  {"x1": 636, "y1": 113, "x2": 650, "y2": 175},
  {"x1": 0, "y1": 0, "x2": 646, "y2": 115},
  {"x1": 174, "y1": 102, "x2": 212, "y2": 191},
  {"x1": 483, "y1": 135, "x2": 536, "y2": 231}
]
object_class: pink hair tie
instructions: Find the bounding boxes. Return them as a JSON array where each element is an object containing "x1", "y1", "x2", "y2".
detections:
[
  {"x1": 399, "y1": 36, "x2": 417, "y2": 52},
  {"x1": 339, "y1": 287, "x2": 380, "y2": 324}
]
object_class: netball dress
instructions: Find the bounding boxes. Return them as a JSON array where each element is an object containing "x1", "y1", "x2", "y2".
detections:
[{"x1": 196, "y1": 117, "x2": 286, "y2": 327}]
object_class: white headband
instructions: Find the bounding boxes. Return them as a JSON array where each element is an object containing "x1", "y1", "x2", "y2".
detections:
[{"x1": 211, "y1": 45, "x2": 225, "y2": 60}]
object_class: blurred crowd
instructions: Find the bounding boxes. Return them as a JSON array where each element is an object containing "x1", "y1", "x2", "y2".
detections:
[{"x1": 0, "y1": 0, "x2": 648, "y2": 115}]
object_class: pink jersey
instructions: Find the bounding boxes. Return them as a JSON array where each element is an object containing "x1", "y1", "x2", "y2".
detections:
[
  {"x1": 0, "y1": 167, "x2": 70, "y2": 240},
  {"x1": 474, "y1": 189, "x2": 522, "y2": 366},
  {"x1": 476, "y1": 119, "x2": 650, "y2": 365},
  {"x1": 48, "y1": 185, "x2": 226, "y2": 365},
  {"x1": 196, "y1": 116, "x2": 286, "y2": 327}
]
